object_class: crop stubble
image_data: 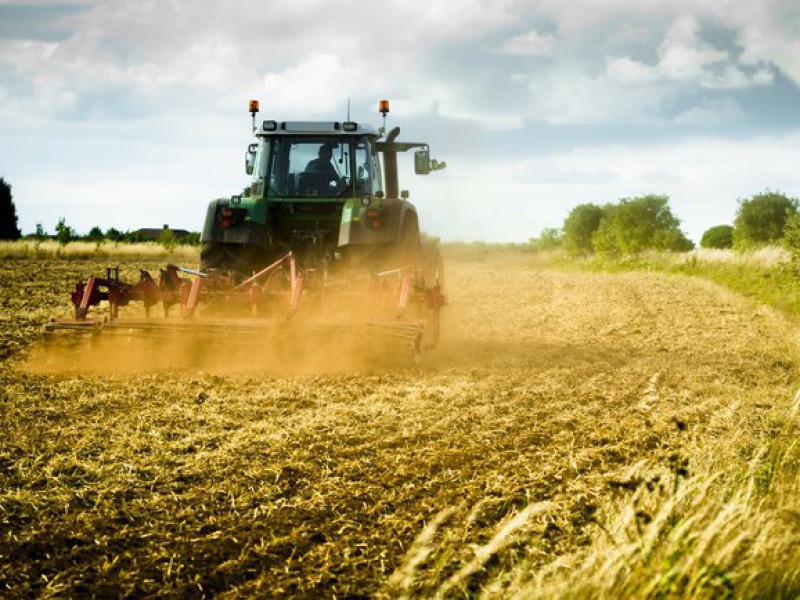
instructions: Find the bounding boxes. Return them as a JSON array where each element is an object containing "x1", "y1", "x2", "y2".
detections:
[{"x1": 0, "y1": 254, "x2": 796, "y2": 597}]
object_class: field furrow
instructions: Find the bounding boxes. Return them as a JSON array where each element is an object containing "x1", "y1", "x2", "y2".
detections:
[{"x1": 1, "y1": 254, "x2": 797, "y2": 597}]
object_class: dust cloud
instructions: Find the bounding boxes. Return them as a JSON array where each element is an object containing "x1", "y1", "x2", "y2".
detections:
[{"x1": 23, "y1": 320, "x2": 416, "y2": 376}]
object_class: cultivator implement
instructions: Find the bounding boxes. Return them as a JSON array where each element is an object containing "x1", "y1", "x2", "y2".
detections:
[{"x1": 44, "y1": 252, "x2": 444, "y2": 365}]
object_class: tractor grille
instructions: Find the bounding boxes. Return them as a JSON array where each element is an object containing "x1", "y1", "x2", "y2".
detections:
[{"x1": 284, "y1": 202, "x2": 341, "y2": 215}]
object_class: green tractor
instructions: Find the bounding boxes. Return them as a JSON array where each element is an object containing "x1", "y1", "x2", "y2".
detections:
[
  {"x1": 200, "y1": 99, "x2": 446, "y2": 288},
  {"x1": 43, "y1": 100, "x2": 447, "y2": 361}
]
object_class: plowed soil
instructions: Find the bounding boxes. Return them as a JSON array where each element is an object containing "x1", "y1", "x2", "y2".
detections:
[{"x1": 1, "y1": 253, "x2": 796, "y2": 597}]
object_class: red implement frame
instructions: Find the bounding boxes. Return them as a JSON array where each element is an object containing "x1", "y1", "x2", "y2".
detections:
[{"x1": 45, "y1": 252, "x2": 445, "y2": 352}]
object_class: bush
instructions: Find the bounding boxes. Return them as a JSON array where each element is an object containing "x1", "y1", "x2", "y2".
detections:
[
  {"x1": 700, "y1": 225, "x2": 734, "y2": 249},
  {"x1": 55, "y1": 218, "x2": 74, "y2": 246},
  {"x1": 781, "y1": 212, "x2": 800, "y2": 261},
  {"x1": 733, "y1": 190, "x2": 798, "y2": 249},
  {"x1": 563, "y1": 203, "x2": 604, "y2": 256},
  {"x1": 591, "y1": 195, "x2": 693, "y2": 257},
  {"x1": 158, "y1": 227, "x2": 178, "y2": 251},
  {"x1": 528, "y1": 228, "x2": 563, "y2": 252}
]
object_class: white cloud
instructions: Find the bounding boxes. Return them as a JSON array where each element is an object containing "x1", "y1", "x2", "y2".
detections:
[
  {"x1": 658, "y1": 15, "x2": 728, "y2": 81},
  {"x1": 515, "y1": 11, "x2": 777, "y2": 126},
  {"x1": 259, "y1": 54, "x2": 367, "y2": 116},
  {"x1": 672, "y1": 98, "x2": 745, "y2": 126},
  {"x1": 499, "y1": 30, "x2": 556, "y2": 56},
  {"x1": 704, "y1": 0, "x2": 800, "y2": 85},
  {"x1": 605, "y1": 56, "x2": 659, "y2": 85},
  {"x1": 0, "y1": 0, "x2": 791, "y2": 130},
  {"x1": 702, "y1": 64, "x2": 775, "y2": 89},
  {"x1": 489, "y1": 1, "x2": 792, "y2": 126},
  {"x1": 520, "y1": 66, "x2": 673, "y2": 125}
]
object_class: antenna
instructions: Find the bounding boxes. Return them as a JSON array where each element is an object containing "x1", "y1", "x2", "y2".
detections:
[{"x1": 346, "y1": 97, "x2": 351, "y2": 122}]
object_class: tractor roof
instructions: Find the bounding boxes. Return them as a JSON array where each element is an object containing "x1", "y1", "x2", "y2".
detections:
[{"x1": 255, "y1": 121, "x2": 379, "y2": 137}]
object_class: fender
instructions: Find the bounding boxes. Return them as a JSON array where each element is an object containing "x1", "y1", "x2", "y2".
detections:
[
  {"x1": 200, "y1": 198, "x2": 269, "y2": 248},
  {"x1": 338, "y1": 198, "x2": 418, "y2": 247}
]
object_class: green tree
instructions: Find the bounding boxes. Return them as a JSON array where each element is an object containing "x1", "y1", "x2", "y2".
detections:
[
  {"x1": 181, "y1": 231, "x2": 201, "y2": 245},
  {"x1": 0, "y1": 177, "x2": 22, "y2": 240},
  {"x1": 591, "y1": 195, "x2": 693, "y2": 257},
  {"x1": 528, "y1": 227, "x2": 562, "y2": 252},
  {"x1": 562, "y1": 203, "x2": 604, "y2": 256},
  {"x1": 733, "y1": 190, "x2": 798, "y2": 249},
  {"x1": 700, "y1": 225, "x2": 734, "y2": 249},
  {"x1": 55, "y1": 217, "x2": 74, "y2": 246},
  {"x1": 105, "y1": 227, "x2": 123, "y2": 242},
  {"x1": 158, "y1": 226, "x2": 178, "y2": 251},
  {"x1": 86, "y1": 226, "x2": 105, "y2": 241}
]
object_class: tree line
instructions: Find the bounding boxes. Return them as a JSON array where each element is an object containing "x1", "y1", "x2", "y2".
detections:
[
  {"x1": 4, "y1": 175, "x2": 799, "y2": 254},
  {"x1": 48, "y1": 218, "x2": 200, "y2": 246},
  {"x1": 531, "y1": 190, "x2": 800, "y2": 257},
  {"x1": 0, "y1": 177, "x2": 200, "y2": 245}
]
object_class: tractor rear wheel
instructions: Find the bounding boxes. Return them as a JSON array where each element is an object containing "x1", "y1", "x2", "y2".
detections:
[
  {"x1": 392, "y1": 218, "x2": 421, "y2": 271},
  {"x1": 421, "y1": 243, "x2": 444, "y2": 349}
]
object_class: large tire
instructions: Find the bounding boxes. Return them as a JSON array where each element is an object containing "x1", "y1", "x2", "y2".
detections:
[
  {"x1": 200, "y1": 242, "x2": 271, "y2": 277},
  {"x1": 391, "y1": 218, "x2": 421, "y2": 271},
  {"x1": 420, "y1": 242, "x2": 444, "y2": 349}
]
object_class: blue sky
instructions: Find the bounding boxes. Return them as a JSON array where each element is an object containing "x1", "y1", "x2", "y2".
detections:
[{"x1": 1, "y1": 0, "x2": 800, "y2": 242}]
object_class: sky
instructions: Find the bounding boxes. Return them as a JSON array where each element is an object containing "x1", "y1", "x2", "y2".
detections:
[{"x1": 1, "y1": 0, "x2": 800, "y2": 243}]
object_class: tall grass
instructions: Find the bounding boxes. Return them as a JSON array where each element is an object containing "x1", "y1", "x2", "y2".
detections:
[
  {"x1": 388, "y1": 395, "x2": 800, "y2": 599},
  {"x1": 681, "y1": 246, "x2": 790, "y2": 268},
  {"x1": 544, "y1": 245, "x2": 800, "y2": 320},
  {"x1": 0, "y1": 239, "x2": 199, "y2": 262},
  {"x1": 493, "y1": 391, "x2": 800, "y2": 599}
]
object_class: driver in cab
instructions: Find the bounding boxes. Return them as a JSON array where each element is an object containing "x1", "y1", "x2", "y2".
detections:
[{"x1": 305, "y1": 143, "x2": 344, "y2": 192}]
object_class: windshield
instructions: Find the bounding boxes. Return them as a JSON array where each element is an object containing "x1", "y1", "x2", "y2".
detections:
[{"x1": 259, "y1": 136, "x2": 380, "y2": 198}]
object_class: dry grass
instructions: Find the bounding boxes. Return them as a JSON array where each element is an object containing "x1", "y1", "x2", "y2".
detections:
[
  {"x1": 680, "y1": 246, "x2": 790, "y2": 268},
  {"x1": 0, "y1": 240, "x2": 199, "y2": 261},
  {"x1": 2, "y1": 250, "x2": 800, "y2": 597}
]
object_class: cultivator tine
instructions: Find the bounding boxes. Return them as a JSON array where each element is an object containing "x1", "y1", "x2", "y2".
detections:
[
  {"x1": 43, "y1": 248, "x2": 442, "y2": 366},
  {"x1": 396, "y1": 266, "x2": 413, "y2": 317},
  {"x1": 289, "y1": 275, "x2": 303, "y2": 316},
  {"x1": 43, "y1": 318, "x2": 104, "y2": 347},
  {"x1": 366, "y1": 320, "x2": 423, "y2": 363},
  {"x1": 234, "y1": 252, "x2": 295, "y2": 290}
]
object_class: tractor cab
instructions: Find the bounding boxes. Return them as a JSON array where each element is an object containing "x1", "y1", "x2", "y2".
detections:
[{"x1": 246, "y1": 123, "x2": 383, "y2": 200}]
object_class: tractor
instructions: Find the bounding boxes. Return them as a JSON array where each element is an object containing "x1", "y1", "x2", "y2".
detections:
[
  {"x1": 44, "y1": 100, "x2": 447, "y2": 362},
  {"x1": 200, "y1": 99, "x2": 445, "y2": 287}
]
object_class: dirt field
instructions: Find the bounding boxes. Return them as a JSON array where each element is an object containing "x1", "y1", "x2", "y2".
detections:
[{"x1": 1, "y1": 253, "x2": 797, "y2": 597}]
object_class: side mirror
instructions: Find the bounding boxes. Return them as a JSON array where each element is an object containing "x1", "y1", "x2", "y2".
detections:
[
  {"x1": 414, "y1": 149, "x2": 431, "y2": 175},
  {"x1": 245, "y1": 143, "x2": 258, "y2": 175}
]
